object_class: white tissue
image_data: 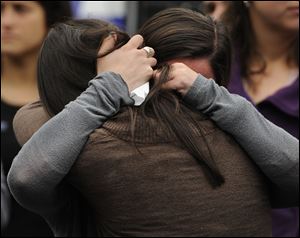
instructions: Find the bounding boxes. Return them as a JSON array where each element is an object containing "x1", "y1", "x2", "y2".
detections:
[{"x1": 130, "y1": 82, "x2": 150, "y2": 106}]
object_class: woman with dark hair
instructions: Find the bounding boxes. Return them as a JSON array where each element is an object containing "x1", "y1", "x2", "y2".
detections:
[
  {"x1": 222, "y1": 1, "x2": 299, "y2": 237},
  {"x1": 1, "y1": 1, "x2": 71, "y2": 236},
  {"x1": 8, "y1": 8, "x2": 298, "y2": 237}
]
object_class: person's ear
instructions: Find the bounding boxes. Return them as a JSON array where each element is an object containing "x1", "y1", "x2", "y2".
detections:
[{"x1": 97, "y1": 33, "x2": 117, "y2": 57}]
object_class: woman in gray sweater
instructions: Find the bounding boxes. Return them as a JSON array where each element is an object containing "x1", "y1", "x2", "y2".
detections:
[{"x1": 8, "y1": 8, "x2": 298, "y2": 237}]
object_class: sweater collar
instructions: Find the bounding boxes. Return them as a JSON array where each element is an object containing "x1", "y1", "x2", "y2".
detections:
[{"x1": 102, "y1": 107, "x2": 209, "y2": 144}]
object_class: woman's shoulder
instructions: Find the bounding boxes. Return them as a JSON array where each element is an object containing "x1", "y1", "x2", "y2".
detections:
[{"x1": 13, "y1": 101, "x2": 50, "y2": 146}]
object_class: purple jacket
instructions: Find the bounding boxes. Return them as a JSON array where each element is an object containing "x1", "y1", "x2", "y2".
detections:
[{"x1": 228, "y1": 59, "x2": 299, "y2": 237}]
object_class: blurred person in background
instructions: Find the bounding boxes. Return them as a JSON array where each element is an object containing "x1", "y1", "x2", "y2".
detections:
[
  {"x1": 202, "y1": 1, "x2": 229, "y2": 20},
  {"x1": 222, "y1": 1, "x2": 299, "y2": 237},
  {"x1": 1, "y1": 1, "x2": 72, "y2": 236}
]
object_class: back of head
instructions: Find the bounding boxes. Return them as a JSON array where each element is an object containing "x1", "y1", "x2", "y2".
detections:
[
  {"x1": 38, "y1": 19, "x2": 129, "y2": 116},
  {"x1": 133, "y1": 8, "x2": 231, "y2": 187},
  {"x1": 138, "y1": 7, "x2": 231, "y2": 87}
]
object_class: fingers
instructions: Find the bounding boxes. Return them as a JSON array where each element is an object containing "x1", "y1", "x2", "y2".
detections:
[
  {"x1": 123, "y1": 34, "x2": 144, "y2": 49},
  {"x1": 99, "y1": 34, "x2": 144, "y2": 57},
  {"x1": 123, "y1": 35, "x2": 156, "y2": 62},
  {"x1": 147, "y1": 57, "x2": 157, "y2": 67},
  {"x1": 153, "y1": 64, "x2": 177, "y2": 79},
  {"x1": 153, "y1": 64, "x2": 184, "y2": 91},
  {"x1": 161, "y1": 80, "x2": 178, "y2": 91},
  {"x1": 142, "y1": 46, "x2": 155, "y2": 58},
  {"x1": 154, "y1": 69, "x2": 175, "y2": 90}
]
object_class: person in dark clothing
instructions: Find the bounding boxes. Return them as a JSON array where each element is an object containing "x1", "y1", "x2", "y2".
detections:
[
  {"x1": 222, "y1": 2, "x2": 299, "y2": 236},
  {"x1": 1, "y1": 1, "x2": 71, "y2": 236}
]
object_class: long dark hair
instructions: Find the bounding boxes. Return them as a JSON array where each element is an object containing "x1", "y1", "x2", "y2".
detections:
[
  {"x1": 138, "y1": 8, "x2": 230, "y2": 86},
  {"x1": 38, "y1": 19, "x2": 129, "y2": 116},
  {"x1": 38, "y1": 8, "x2": 231, "y2": 187},
  {"x1": 135, "y1": 8, "x2": 230, "y2": 187},
  {"x1": 222, "y1": 1, "x2": 299, "y2": 79}
]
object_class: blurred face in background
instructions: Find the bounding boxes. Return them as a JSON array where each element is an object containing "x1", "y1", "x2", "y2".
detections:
[
  {"x1": 1, "y1": 1, "x2": 47, "y2": 57},
  {"x1": 250, "y1": 1, "x2": 299, "y2": 33}
]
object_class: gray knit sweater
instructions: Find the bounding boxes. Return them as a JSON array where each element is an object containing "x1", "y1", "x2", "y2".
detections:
[{"x1": 7, "y1": 72, "x2": 299, "y2": 237}]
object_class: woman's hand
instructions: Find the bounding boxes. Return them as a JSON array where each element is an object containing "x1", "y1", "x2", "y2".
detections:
[
  {"x1": 154, "y1": 62, "x2": 199, "y2": 96},
  {"x1": 97, "y1": 34, "x2": 157, "y2": 92}
]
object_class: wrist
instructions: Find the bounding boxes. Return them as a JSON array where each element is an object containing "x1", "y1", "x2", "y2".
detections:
[
  {"x1": 91, "y1": 72, "x2": 134, "y2": 106},
  {"x1": 183, "y1": 74, "x2": 210, "y2": 105},
  {"x1": 179, "y1": 73, "x2": 199, "y2": 96}
]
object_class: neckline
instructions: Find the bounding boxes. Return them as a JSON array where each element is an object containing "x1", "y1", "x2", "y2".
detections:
[
  {"x1": 230, "y1": 54, "x2": 299, "y2": 107},
  {"x1": 102, "y1": 107, "x2": 211, "y2": 144},
  {"x1": 230, "y1": 62, "x2": 299, "y2": 117},
  {"x1": 241, "y1": 76, "x2": 299, "y2": 106},
  {"x1": 241, "y1": 74, "x2": 299, "y2": 105}
]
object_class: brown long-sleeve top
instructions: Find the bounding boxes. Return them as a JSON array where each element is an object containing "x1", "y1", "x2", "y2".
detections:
[
  {"x1": 66, "y1": 107, "x2": 271, "y2": 237},
  {"x1": 10, "y1": 74, "x2": 291, "y2": 237}
]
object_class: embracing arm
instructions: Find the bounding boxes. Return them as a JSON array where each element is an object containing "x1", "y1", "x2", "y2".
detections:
[
  {"x1": 160, "y1": 62, "x2": 298, "y2": 206},
  {"x1": 183, "y1": 75, "x2": 299, "y2": 205},
  {"x1": 8, "y1": 34, "x2": 156, "y2": 216},
  {"x1": 13, "y1": 101, "x2": 50, "y2": 147},
  {"x1": 7, "y1": 72, "x2": 134, "y2": 215}
]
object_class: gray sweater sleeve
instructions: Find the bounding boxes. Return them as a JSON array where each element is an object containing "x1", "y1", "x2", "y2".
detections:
[
  {"x1": 7, "y1": 72, "x2": 133, "y2": 215},
  {"x1": 184, "y1": 75, "x2": 299, "y2": 199}
]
